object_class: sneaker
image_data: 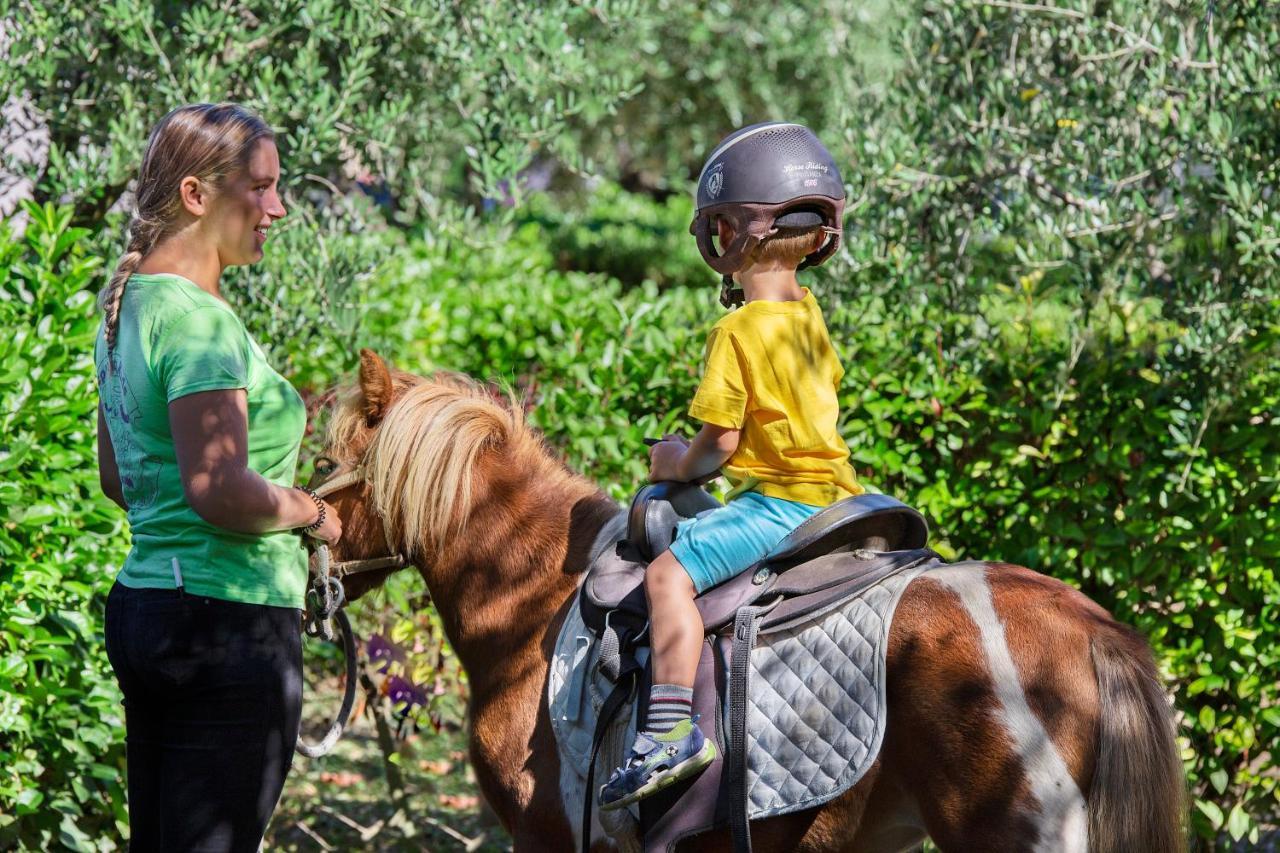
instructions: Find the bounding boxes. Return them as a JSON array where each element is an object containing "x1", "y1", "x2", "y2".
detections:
[{"x1": 599, "y1": 718, "x2": 718, "y2": 811}]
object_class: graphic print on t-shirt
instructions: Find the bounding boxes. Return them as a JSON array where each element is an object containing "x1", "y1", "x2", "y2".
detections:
[{"x1": 98, "y1": 351, "x2": 160, "y2": 509}]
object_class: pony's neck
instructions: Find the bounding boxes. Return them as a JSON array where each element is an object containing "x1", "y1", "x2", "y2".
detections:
[
  {"x1": 416, "y1": 457, "x2": 618, "y2": 828},
  {"x1": 423, "y1": 459, "x2": 619, "y2": 687}
]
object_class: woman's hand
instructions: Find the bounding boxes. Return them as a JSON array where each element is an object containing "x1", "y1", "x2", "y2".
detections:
[
  {"x1": 648, "y1": 434, "x2": 690, "y2": 482},
  {"x1": 304, "y1": 499, "x2": 343, "y2": 545}
]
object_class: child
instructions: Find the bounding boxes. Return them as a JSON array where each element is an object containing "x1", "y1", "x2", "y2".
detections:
[{"x1": 600, "y1": 122, "x2": 863, "y2": 809}]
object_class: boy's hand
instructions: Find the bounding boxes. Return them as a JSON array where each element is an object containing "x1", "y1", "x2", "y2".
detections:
[{"x1": 648, "y1": 436, "x2": 688, "y2": 482}]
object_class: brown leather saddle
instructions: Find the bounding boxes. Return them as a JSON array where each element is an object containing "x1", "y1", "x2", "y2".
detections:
[
  {"x1": 579, "y1": 483, "x2": 929, "y2": 638},
  {"x1": 576, "y1": 484, "x2": 933, "y2": 853}
]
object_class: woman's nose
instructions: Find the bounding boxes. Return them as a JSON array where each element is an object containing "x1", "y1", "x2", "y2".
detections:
[{"x1": 267, "y1": 190, "x2": 287, "y2": 220}]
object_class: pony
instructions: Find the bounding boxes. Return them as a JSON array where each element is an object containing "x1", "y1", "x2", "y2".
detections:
[{"x1": 317, "y1": 349, "x2": 1186, "y2": 852}]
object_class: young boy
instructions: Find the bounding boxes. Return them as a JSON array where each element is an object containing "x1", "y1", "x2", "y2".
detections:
[{"x1": 600, "y1": 122, "x2": 863, "y2": 809}]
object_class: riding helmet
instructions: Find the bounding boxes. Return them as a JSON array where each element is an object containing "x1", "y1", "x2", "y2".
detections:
[{"x1": 689, "y1": 121, "x2": 846, "y2": 306}]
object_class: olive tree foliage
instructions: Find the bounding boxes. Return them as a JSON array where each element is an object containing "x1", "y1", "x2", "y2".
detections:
[
  {"x1": 562, "y1": 0, "x2": 904, "y2": 192},
  {"x1": 1, "y1": 0, "x2": 649, "y2": 225},
  {"x1": 837, "y1": 0, "x2": 1279, "y2": 346},
  {"x1": 1, "y1": 0, "x2": 661, "y2": 375}
]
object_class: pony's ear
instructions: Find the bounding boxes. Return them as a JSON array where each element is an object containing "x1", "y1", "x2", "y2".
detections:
[{"x1": 358, "y1": 348, "x2": 393, "y2": 426}]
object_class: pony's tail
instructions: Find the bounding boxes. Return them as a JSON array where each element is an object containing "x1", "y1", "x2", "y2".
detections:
[{"x1": 1086, "y1": 626, "x2": 1187, "y2": 853}]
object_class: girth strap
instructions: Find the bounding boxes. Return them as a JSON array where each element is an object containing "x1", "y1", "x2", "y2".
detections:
[{"x1": 726, "y1": 602, "x2": 770, "y2": 853}]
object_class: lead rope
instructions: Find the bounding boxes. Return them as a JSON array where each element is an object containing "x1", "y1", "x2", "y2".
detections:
[
  {"x1": 303, "y1": 544, "x2": 346, "y2": 642},
  {"x1": 295, "y1": 465, "x2": 407, "y2": 759},
  {"x1": 297, "y1": 543, "x2": 361, "y2": 758}
]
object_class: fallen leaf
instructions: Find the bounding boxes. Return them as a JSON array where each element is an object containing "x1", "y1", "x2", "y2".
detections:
[
  {"x1": 319, "y1": 771, "x2": 365, "y2": 788},
  {"x1": 437, "y1": 794, "x2": 479, "y2": 810},
  {"x1": 420, "y1": 759, "x2": 453, "y2": 775}
]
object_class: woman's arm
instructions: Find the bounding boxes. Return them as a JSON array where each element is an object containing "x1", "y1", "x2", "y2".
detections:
[
  {"x1": 97, "y1": 405, "x2": 127, "y2": 510},
  {"x1": 648, "y1": 422, "x2": 740, "y2": 483},
  {"x1": 169, "y1": 389, "x2": 340, "y2": 542}
]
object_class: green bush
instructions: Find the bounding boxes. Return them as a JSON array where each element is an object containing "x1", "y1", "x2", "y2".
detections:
[
  {"x1": 0, "y1": 204, "x2": 129, "y2": 850},
  {"x1": 517, "y1": 183, "x2": 707, "y2": 289},
  {"x1": 342, "y1": 219, "x2": 716, "y2": 496},
  {"x1": 832, "y1": 291, "x2": 1278, "y2": 843}
]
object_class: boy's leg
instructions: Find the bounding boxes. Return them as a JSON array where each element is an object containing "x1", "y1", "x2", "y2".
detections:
[
  {"x1": 645, "y1": 549, "x2": 702, "y2": 690},
  {"x1": 643, "y1": 549, "x2": 702, "y2": 734},
  {"x1": 598, "y1": 549, "x2": 716, "y2": 810}
]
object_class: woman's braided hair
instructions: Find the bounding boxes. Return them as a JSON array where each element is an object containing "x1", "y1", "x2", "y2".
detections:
[{"x1": 99, "y1": 103, "x2": 274, "y2": 350}]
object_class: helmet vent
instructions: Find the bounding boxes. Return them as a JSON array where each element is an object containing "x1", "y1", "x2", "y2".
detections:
[{"x1": 753, "y1": 125, "x2": 814, "y2": 154}]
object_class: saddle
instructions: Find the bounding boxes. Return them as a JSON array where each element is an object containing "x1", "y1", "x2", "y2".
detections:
[{"x1": 576, "y1": 483, "x2": 933, "y2": 852}]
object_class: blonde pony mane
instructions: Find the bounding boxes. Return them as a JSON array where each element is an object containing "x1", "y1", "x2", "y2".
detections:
[{"x1": 327, "y1": 371, "x2": 536, "y2": 560}]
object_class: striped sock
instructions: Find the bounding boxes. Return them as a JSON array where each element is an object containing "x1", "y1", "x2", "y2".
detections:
[{"x1": 645, "y1": 684, "x2": 693, "y2": 734}]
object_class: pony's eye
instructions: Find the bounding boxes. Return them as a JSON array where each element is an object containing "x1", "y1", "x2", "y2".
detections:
[{"x1": 315, "y1": 457, "x2": 338, "y2": 476}]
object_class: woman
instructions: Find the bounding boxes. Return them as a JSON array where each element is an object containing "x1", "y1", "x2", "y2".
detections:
[{"x1": 94, "y1": 103, "x2": 341, "y2": 851}]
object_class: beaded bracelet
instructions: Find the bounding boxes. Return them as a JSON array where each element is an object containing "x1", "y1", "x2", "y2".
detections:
[{"x1": 297, "y1": 486, "x2": 326, "y2": 533}]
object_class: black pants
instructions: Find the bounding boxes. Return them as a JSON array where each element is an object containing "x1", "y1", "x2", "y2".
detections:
[{"x1": 105, "y1": 582, "x2": 303, "y2": 852}]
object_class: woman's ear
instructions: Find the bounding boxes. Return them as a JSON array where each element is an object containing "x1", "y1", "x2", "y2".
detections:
[
  {"x1": 358, "y1": 348, "x2": 393, "y2": 426},
  {"x1": 178, "y1": 176, "x2": 208, "y2": 216}
]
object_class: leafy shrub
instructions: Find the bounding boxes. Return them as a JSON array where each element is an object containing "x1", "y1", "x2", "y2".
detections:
[
  {"x1": 518, "y1": 183, "x2": 707, "y2": 289},
  {"x1": 0, "y1": 204, "x2": 128, "y2": 850},
  {"x1": 832, "y1": 291, "x2": 1278, "y2": 844},
  {"x1": 349, "y1": 220, "x2": 717, "y2": 496}
]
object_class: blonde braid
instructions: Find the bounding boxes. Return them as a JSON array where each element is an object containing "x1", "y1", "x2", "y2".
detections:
[{"x1": 99, "y1": 218, "x2": 159, "y2": 350}]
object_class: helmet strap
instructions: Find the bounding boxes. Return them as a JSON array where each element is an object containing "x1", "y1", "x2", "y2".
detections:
[{"x1": 719, "y1": 274, "x2": 745, "y2": 309}]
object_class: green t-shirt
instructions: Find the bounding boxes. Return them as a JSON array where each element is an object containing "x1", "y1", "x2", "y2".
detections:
[{"x1": 93, "y1": 272, "x2": 308, "y2": 608}]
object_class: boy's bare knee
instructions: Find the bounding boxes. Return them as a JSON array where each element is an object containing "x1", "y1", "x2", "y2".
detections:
[{"x1": 645, "y1": 553, "x2": 696, "y2": 601}]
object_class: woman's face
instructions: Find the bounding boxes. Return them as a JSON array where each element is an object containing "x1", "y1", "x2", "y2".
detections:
[{"x1": 206, "y1": 138, "x2": 286, "y2": 268}]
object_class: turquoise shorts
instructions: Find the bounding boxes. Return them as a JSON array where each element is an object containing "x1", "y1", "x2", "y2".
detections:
[{"x1": 668, "y1": 491, "x2": 822, "y2": 594}]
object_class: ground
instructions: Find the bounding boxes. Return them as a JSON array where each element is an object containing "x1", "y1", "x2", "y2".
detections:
[{"x1": 266, "y1": 639, "x2": 512, "y2": 852}]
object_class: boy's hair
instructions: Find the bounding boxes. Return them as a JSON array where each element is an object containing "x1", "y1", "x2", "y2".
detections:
[{"x1": 748, "y1": 226, "x2": 825, "y2": 268}]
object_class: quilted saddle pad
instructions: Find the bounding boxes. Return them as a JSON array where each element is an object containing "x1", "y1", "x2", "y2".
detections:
[{"x1": 549, "y1": 561, "x2": 930, "y2": 847}]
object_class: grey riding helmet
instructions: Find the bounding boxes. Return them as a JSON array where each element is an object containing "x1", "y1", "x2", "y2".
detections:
[{"x1": 689, "y1": 121, "x2": 846, "y2": 306}]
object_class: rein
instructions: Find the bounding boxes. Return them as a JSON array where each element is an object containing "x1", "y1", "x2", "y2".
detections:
[{"x1": 295, "y1": 457, "x2": 410, "y2": 759}]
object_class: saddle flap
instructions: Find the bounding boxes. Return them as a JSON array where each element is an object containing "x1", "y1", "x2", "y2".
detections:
[
  {"x1": 580, "y1": 541, "x2": 649, "y2": 631},
  {"x1": 763, "y1": 493, "x2": 928, "y2": 566}
]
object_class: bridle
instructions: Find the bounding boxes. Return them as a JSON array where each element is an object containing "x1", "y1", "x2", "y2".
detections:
[
  {"x1": 295, "y1": 453, "x2": 411, "y2": 759},
  {"x1": 307, "y1": 455, "x2": 409, "y2": 580}
]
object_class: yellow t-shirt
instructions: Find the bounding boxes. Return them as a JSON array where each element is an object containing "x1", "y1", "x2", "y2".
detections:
[{"x1": 688, "y1": 288, "x2": 862, "y2": 506}]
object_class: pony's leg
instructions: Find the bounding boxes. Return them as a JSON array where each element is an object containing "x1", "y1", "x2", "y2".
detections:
[{"x1": 881, "y1": 564, "x2": 1094, "y2": 853}]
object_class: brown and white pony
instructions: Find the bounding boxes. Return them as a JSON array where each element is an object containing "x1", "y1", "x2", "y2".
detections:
[{"x1": 319, "y1": 350, "x2": 1186, "y2": 853}]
